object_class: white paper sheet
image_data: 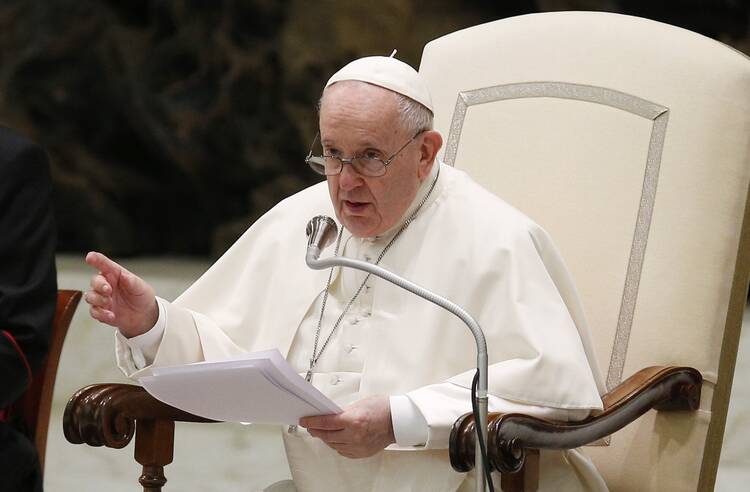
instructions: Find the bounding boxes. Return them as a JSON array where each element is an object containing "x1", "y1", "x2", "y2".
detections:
[{"x1": 139, "y1": 349, "x2": 342, "y2": 425}]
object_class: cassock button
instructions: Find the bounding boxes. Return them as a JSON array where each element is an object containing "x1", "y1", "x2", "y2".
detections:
[{"x1": 330, "y1": 375, "x2": 341, "y2": 385}]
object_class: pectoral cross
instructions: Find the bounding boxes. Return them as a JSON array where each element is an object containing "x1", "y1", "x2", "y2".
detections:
[
  {"x1": 304, "y1": 357, "x2": 316, "y2": 383},
  {"x1": 288, "y1": 362, "x2": 315, "y2": 433}
]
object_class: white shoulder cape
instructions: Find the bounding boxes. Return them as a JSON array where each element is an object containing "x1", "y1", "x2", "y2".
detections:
[{"x1": 140, "y1": 163, "x2": 605, "y2": 410}]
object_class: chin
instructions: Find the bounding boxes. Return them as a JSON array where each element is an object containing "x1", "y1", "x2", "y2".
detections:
[{"x1": 341, "y1": 215, "x2": 379, "y2": 238}]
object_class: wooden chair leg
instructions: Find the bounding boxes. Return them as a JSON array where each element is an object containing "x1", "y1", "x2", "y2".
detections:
[
  {"x1": 500, "y1": 450, "x2": 539, "y2": 492},
  {"x1": 65, "y1": 384, "x2": 214, "y2": 492},
  {"x1": 135, "y1": 419, "x2": 175, "y2": 492}
]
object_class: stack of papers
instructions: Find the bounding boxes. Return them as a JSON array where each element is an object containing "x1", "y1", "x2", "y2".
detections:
[{"x1": 139, "y1": 349, "x2": 342, "y2": 425}]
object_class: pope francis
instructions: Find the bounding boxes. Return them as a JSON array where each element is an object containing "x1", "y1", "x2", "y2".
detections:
[{"x1": 84, "y1": 56, "x2": 608, "y2": 491}]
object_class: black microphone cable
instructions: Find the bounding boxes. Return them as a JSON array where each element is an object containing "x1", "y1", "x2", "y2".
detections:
[{"x1": 471, "y1": 370, "x2": 495, "y2": 492}]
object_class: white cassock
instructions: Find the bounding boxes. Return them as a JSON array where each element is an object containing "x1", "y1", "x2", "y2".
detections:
[{"x1": 116, "y1": 161, "x2": 608, "y2": 491}]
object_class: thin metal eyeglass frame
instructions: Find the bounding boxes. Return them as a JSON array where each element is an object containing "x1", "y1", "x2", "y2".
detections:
[{"x1": 305, "y1": 130, "x2": 424, "y2": 177}]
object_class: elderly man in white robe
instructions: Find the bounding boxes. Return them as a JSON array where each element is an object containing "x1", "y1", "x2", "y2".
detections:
[{"x1": 84, "y1": 56, "x2": 608, "y2": 491}]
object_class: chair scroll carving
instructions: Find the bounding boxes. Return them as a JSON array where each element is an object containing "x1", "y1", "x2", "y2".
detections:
[
  {"x1": 64, "y1": 384, "x2": 214, "y2": 492},
  {"x1": 450, "y1": 366, "x2": 702, "y2": 487}
]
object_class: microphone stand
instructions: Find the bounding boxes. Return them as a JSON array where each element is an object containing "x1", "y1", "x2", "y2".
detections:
[{"x1": 306, "y1": 216, "x2": 490, "y2": 492}]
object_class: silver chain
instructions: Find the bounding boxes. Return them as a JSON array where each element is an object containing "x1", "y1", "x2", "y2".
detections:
[{"x1": 306, "y1": 166, "x2": 441, "y2": 381}]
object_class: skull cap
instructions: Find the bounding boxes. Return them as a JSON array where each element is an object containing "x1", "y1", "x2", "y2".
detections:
[{"x1": 325, "y1": 55, "x2": 434, "y2": 113}]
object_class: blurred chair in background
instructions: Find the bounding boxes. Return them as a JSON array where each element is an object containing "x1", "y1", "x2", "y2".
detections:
[{"x1": 8, "y1": 291, "x2": 81, "y2": 473}]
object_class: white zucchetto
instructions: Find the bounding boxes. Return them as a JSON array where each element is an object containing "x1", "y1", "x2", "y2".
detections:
[{"x1": 325, "y1": 56, "x2": 434, "y2": 113}]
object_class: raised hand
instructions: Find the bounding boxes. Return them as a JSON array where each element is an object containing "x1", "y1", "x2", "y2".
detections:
[
  {"x1": 299, "y1": 396, "x2": 395, "y2": 459},
  {"x1": 84, "y1": 251, "x2": 158, "y2": 338}
]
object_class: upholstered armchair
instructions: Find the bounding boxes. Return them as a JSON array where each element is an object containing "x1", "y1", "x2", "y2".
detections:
[{"x1": 418, "y1": 11, "x2": 750, "y2": 491}]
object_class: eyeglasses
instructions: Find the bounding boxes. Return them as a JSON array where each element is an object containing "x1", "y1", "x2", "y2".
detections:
[{"x1": 305, "y1": 131, "x2": 423, "y2": 177}]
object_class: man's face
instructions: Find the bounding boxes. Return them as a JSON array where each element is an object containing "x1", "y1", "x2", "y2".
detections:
[{"x1": 319, "y1": 82, "x2": 429, "y2": 238}]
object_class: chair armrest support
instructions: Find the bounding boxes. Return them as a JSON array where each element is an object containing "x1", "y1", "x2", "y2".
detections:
[
  {"x1": 64, "y1": 383, "x2": 215, "y2": 492},
  {"x1": 449, "y1": 365, "x2": 702, "y2": 474},
  {"x1": 63, "y1": 383, "x2": 214, "y2": 449}
]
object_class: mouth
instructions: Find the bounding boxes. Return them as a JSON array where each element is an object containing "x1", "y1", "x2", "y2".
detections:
[{"x1": 342, "y1": 200, "x2": 369, "y2": 215}]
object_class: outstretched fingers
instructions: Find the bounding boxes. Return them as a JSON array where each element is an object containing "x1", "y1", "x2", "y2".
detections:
[
  {"x1": 90, "y1": 274, "x2": 111, "y2": 295},
  {"x1": 85, "y1": 279, "x2": 116, "y2": 325},
  {"x1": 85, "y1": 255, "x2": 118, "y2": 326},
  {"x1": 86, "y1": 251, "x2": 123, "y2": 278},
  {"x1": 84, "y1": 290, "x2": 111, "y2": 309},
  {"x1": 83, "y1": 251, "x2": 156, "y2": 335},
  {"x1": 89, "y1": 305, "x2": 116, "y2": 324}
]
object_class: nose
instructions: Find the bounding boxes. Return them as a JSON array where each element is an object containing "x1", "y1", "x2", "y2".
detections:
[{"x1": 337, "y1": 161, "x2": 363, "y2": 191}]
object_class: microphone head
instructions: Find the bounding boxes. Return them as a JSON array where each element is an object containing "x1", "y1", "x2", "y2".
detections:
[{"x1": 306, "y1": 215, "x2": 338, "y2": 251}]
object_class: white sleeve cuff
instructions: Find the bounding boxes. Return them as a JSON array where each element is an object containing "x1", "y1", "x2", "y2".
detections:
[
  {"x1": 119, "y1": 297, "x2": 167, "y2": 369},
  {"x1": 389, "y1": 395, "x2": 428, "y2": 447},
  {"x1": 406, "y1": 382, "x2": 592, "y2": 449}
]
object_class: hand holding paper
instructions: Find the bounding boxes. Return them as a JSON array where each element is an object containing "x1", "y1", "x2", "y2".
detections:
[
  {"x1": 300, "y1": 395, "x2": 395, "y2": 458},
  {"x1": 139, "y1": 349, "x2": 341, "y2": 425}
]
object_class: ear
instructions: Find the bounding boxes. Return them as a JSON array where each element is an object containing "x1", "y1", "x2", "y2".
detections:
[{"x1": 417, "y1": 130, "x2": 443, "y2": 180}]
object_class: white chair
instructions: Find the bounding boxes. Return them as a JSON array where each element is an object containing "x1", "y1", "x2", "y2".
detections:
[{"x1": 420, "y1": 11, "x2": 750, "y2": 491}]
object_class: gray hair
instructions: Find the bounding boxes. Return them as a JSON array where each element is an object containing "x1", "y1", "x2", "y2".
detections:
[
  {"x1": 319, "y1": 81, "x2": 433, "y2": 135},
  {"x1": 393, "y1": 92, "x2": 433, "y2": 134}
]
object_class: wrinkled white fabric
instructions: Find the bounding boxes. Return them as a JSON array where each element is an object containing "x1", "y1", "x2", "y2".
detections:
[
  {"x1": 326, "y1": 56, "x2": 434, "y2": 112},
  {"x1": 116, "y1": 161, "x2": 606, "y2": 491}
]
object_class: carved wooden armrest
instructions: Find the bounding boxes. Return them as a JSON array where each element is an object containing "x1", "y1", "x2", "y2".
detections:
[
  {"x1": 449, "y1": 365, "x2": 702, "y2": 478},
  {"x1": 64, "y1": 383, "x2": 215, "y2": 491}
]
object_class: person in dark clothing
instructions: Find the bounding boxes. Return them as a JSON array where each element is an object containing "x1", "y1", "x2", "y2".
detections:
[{"x1": 0, "y1": 126, "x2": 57, "y2": 492}]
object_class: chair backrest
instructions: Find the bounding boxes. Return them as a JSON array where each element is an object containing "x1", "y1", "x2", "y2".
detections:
[
  {"x1": 419, "y1": 12, "x2": 750, "y2": 491},
  {"x1": 10, "y1": 289, "x2": 81, "y2": 471}
]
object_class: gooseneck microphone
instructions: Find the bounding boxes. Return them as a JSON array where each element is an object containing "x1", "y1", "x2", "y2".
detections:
[
  {"x1": 305, "y1": 215, "x2": 338, "y2": 258},
  {"x1": 305, "y1": 215, "x2": 491, "y2": 492}
]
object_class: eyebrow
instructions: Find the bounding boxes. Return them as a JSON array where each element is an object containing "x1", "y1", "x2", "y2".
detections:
[{"x1": 320, "y1": 138, "x2": 385, "y2": 151}]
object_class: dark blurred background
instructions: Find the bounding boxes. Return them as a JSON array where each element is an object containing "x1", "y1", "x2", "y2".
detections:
[{"x1": 1, "y1": 0, "x2": 747, "y2": 258}]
